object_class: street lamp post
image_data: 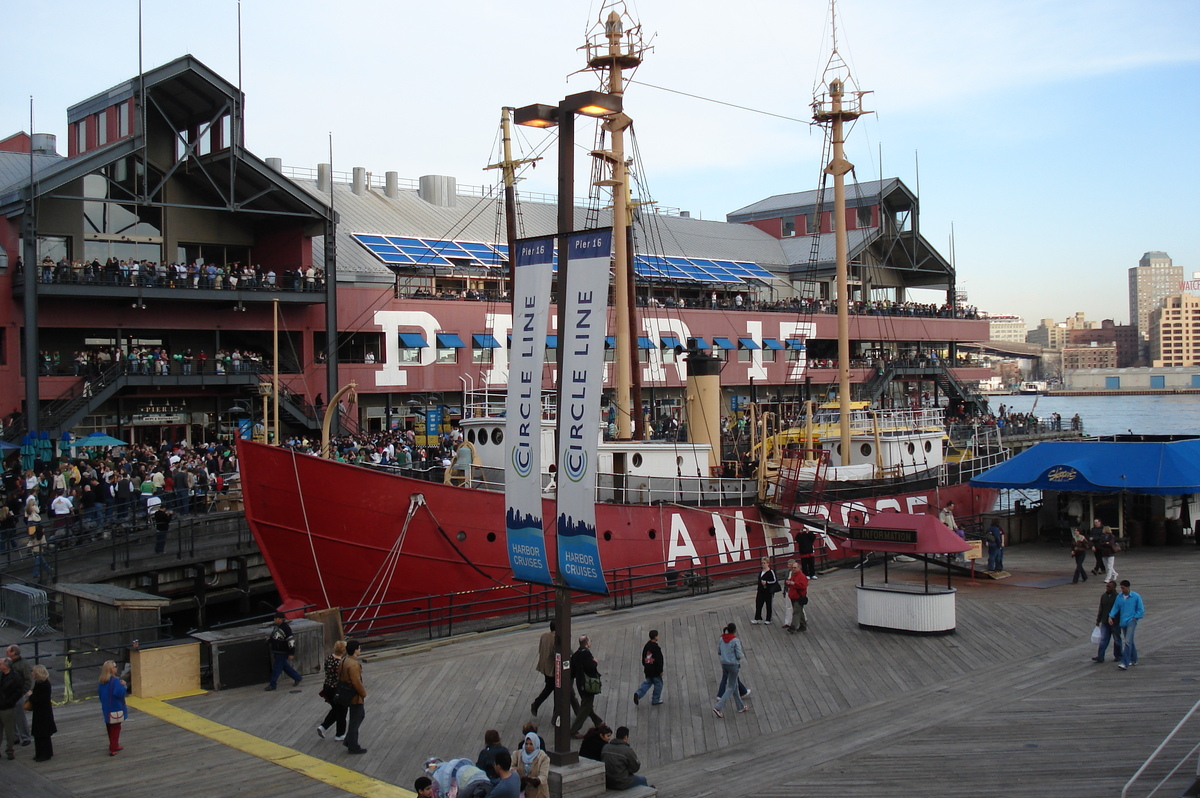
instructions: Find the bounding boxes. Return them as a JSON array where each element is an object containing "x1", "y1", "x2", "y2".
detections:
[{"x1": 514, "y1": 89, "x2": 621, "y2": 766}]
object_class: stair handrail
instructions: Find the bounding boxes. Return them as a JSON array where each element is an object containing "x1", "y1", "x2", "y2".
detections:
[{"x1": 1121, "y1": 695, "x2": 1200, "y2": 798}]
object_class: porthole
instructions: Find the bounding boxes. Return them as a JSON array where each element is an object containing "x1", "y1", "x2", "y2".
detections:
[
  {"x1": 467, "y1": 429, "x2": 476, "y2": 444},
  {"x1": 907, "y1": 442, "x2": 915, "y2": 455},
  {"x1": 836, "y1": 444, "x2": 842, "y2": 456},
  {"x1": 632, "y1": 453, "x2": 643, "y2": 468},
  {"x1": 476, "y1": 430, "x2": 487, "y2": 447},
  {"x1": 491, "y1": 428, "x2": 503, "y2": 445},
  {"x1": 456, "y1": 531, "x2": 467, "y2": 542},
  {"x1": 648, "y1": 529, "x2": 657, "y2": 540},
  {"x1": 924, "y1": 440, "x2": 933, "y2": 453},
  {"x1": 603, "y1": 531, "x2": 612, "y2": 541},
  {"x1": 860, "y1": 443, "x2": 872, "y2": 457},
  {"x1": 486, "y1": 532, "x2": 496, "y2": 543}
]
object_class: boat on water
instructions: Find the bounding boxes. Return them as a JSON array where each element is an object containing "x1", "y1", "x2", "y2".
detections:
[
  {"x1": 1018, "y1": 381, "x2": 1048, "y2": 395},
  {"x1": 238, "y1": 3, "x2": 1005, "y2": 630}
]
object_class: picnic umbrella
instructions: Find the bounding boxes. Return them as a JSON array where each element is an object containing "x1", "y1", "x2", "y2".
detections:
[
  {"x1": 20, "y1": 433, "x2": 35, "y2": 471},
  {"x1": 36, "y1": 430, "x2": 54, "y2": 463},
  {"x1": 68, "y1": 431, "x2": 130, "y2": 448}
]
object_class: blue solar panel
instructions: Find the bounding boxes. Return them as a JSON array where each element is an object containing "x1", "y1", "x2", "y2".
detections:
[
  {"x1": 378, "y1": 252, "x2": 413, "y2": 264},
  {"x1": 387, "y1": 237, "x2": 426, "y2": 248},
  {"x1": 354, "y1": 234, "x2": 390, "y2": 246}
]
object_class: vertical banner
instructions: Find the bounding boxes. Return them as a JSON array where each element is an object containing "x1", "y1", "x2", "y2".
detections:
[
  {"x1": 556, "y1": 229, "x2": 613, "y2": 594},
  {"x1": 504, "y1": 236, "x2": 555, "y2": 586}
]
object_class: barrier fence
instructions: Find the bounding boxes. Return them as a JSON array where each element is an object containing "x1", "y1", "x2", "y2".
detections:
[{"x1": 0, "y1": 583, "x2": 55, "y2": 637}]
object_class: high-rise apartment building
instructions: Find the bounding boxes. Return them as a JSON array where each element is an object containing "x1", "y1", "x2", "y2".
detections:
[
  {"x1": 1129, "y1": 251, "x2": 1182, "y2": 343},
  {"x1": 1151, "y1": 294, "x2": 1200, "y2": 367}
]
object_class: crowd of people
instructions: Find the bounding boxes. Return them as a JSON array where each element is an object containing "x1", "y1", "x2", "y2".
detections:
[
  {"x1": 36, "y1": 346, "x2": 271, "y2": 378},
  {"x1": 1, "y1": 440, "x2": 240, "y2": 568},
  {"x1": 22, "y1": 257, "x2": 324, "y2": 293}
]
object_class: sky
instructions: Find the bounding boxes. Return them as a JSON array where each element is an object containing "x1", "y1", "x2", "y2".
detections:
[{"x1": 5, "y1": 0, "x2": 1199, "y2": 328}]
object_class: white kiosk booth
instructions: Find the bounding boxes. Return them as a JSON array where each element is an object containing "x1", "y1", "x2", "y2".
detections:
[{"x1": 840, "y1": 513, "x2": 970, "y2": 635}]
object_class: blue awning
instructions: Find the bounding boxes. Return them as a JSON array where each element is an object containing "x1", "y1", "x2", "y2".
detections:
[
  {"x1": 712, "y1": 337, "x2": 735, "y2": 350},
  {"x1": 761, "y1": 338, "x2": 784, "y2": 350},
  {"x1": 785, "y1": 338, "x2": 806, "y2": 350},
  {"x1": 546, "y1": 335, "x2": 558, "y2": 349},
  {"x1": 637, "y1": 336, "x2": 655, "y2": 350},
  {"x1": 398, "y1": 333, "x2": 429, "y2": 348},
  {"x1": 971, "y1": 440, "x2": 1200, "y2": 495},
  {"x1": 690, "y1": 337, "x2": 711, "y2": 350},
  {"x1": 661, "y1": 335, "x2": 681, "y2": 349},
  {"x1": 472, "y1": 334, "x2": 501, "y2": 348},
  {"x1": 738, "y1": 338, "x2": 760, "y2": 350},
  {"x1": 435, "y1": 333, "x2": 465, "y2": 348}
]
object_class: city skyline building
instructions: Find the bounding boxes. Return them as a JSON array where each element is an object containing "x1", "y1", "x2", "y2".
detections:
[
  {"x1": 1151, "y1": 293, "x2": 1200, "y2": 368},
  {"x1": 1129, "y1": 251, "x2": 1182, "y2": 346}
]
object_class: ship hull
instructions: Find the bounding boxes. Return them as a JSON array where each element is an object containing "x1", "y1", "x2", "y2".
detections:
[{"x1": 238, "y1": 440, "x2": 997, "y2": 622}]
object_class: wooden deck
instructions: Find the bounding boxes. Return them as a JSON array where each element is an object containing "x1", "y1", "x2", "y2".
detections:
[{"x1": 7, "y1": 540, "x2": 1200, "y2": 797}]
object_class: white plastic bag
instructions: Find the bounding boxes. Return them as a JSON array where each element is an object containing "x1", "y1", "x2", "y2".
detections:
[{"x1": 1090, "y1": 625, "x2": 1102, "y2": 644}]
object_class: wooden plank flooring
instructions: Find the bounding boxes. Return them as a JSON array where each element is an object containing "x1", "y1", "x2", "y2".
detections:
[{"x1": 6, "y1": 541, "x2": 1200, "y2": 796}]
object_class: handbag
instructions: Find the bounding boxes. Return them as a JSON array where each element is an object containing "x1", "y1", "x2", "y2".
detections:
[
  {"x1": 582, "y1": 675, "x2": 602, "y2": 695},
  {"x1": 332, "y1": 660, "x2": 357, "y2": 706},
  {"x1": 770, "y1": 580, "x2": 782, "y2": 594},
  {"x1": 105, "y1": 680, "x2": 125, "y2": 724}
]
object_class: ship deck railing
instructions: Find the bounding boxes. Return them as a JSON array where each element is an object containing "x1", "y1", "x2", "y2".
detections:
[{"x1": 365, "y1": 462, "x2": 759, "y2": 506}]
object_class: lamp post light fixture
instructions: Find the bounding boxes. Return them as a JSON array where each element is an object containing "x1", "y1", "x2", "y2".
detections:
[{"x1": 513, "y1": 88, "x2": 621, "y2": 766}]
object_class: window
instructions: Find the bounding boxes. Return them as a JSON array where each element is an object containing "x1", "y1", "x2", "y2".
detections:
[
  {"x1": 856, "y1": 205, "x2": 872, "y2": 228},
  {"x1": 472, "y1": 347, "x2": 493, "y2": 364},
  {"x1": 97, "y1": 109, "x2": 108, "y2": 146},
  {"x1": 118, "y1": 102, "x2": 131, "y2": 138},
  {"x1": 76, "y1": 120, "x2": 86, "y2": 152},
  {"x1": 782, "y1": 218, "x2": 795, "y2": 237},
  {"x1": 806, "y1": 213, "x2": 820, "y2": 234},
  {"x1": 761, "y1": 347, "x2": 776, "y2": 363}
]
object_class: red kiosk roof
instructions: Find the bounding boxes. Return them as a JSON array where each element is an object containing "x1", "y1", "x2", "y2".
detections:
[{"x1": 838, "y1": 512, "x2": 971, "y2": 554}]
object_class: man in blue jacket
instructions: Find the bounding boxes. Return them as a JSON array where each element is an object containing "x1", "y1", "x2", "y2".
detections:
[{"x1": 1109, "y1": 579, "x2": 1145, "y2": 670}]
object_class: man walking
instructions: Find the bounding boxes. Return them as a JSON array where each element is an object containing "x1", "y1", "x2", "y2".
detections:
[
  {"x1": 712, "y1": 623, "x2": 747, "y2": 718},
  {"x1": 632, "y1": 630, "x2": 664, "y2": 706},
  {"x1": 1087, "y1": 519, "x2": 1105, "y2": 575},
  {"x1": 340, "y1": 639, "x2": 367, "y2": 754},
  {"x1": 569, "y1": 635, "x2": 603, "y2": 738},
  {"x1": 1109, "y1": 580, "x2": 1145, "y2": 670},
  {"x1": 265, "y1": 611, "x2": 303, "y2": 691},
  {"x1": 5, "y1": 645, "x2": 33, "y2": 746},
  {"x1": 531, "y1": 621, "x2": 556, "y2": 716},
  {"x1": 1092, "y1": 581, "x2": 1123, "y2": 663}
]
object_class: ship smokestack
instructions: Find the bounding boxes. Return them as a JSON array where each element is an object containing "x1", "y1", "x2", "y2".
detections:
[{"x1": 684, "y1": 344, "x2": 722, "y2": 472}]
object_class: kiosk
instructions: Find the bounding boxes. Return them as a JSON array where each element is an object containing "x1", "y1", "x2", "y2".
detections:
[{"x1": 840, "y1": 513, "x2": 969, "y2": 635}]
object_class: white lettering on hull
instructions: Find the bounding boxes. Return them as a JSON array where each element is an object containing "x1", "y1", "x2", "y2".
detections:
[{"x1": 713, "y1": 510, "x2": 750, "y2": 564}]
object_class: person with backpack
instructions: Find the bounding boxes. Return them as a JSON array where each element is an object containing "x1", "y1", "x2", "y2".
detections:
[
  {"x1": 985, "y1": 519, "x2": 1005, "y2": 572},
  {"x1": 632, "y1": 630, "x2": 664, "y2": 706}
]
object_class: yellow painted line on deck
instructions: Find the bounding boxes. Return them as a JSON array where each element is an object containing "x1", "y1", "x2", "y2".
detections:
[{"x1": 127, "y1": 696, "x2": 414, "y2": 798}]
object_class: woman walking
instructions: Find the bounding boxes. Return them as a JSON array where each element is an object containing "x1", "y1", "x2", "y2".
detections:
[
  {"x1": 784, "y1": 560, "x2": 810, "y2": 632},
  {"x1": 98, "y1": 660, "x2": 127, "y2": 756},
  {"x1": 1070, "y1": 529, "x2": 1090, "y2": 584},
  {"x1": 316, "y1": 640, "x2": 347, "y2": 741},
  {"x1": 30, "y1": 665, "x2": 56, "y2": 762},
  {"x1": 752, "y1": 557, "x2": 778, "y2": 625}
]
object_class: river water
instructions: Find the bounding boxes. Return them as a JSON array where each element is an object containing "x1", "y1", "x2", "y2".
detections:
[{"x1": 987, "y1": 394, "x2": 1200, "y2": 437}]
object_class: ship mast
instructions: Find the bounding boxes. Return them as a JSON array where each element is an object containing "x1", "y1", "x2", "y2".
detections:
[
  {"x1": 812, "y1": 7, "x2": 870, "y2": 465},
  {"x1": 585, "y1": 4, "x2": 645, "y2": 441},
  {"x1": 484, "y1": 108, "x2": 541, "y2": 299}
]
